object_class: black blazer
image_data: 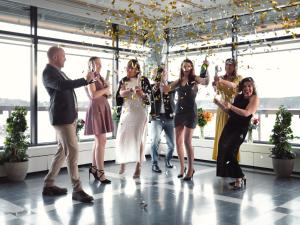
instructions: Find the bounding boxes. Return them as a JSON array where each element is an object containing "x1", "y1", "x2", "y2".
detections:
[
  {"x1": 42, "y1": 64, "x2": 88, "y2": 125},
  {"x1": 149, "y1": 81, "x2": 175, "y2": 120}
]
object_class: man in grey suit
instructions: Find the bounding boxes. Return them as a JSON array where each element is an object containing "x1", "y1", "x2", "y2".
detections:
[{"x1": 42, "y1": 46, "x2": 93, "y2": 203}]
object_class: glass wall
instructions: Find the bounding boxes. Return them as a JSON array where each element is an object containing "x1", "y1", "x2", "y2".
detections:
[
  {"x1": 0, "y1": 0, "x2": 30, "y2": 34},
  {"x1": 37, "y1": 43, "x2": 114, "y2": 143},
  {"x1": 1, "y1": 0, "x2": 299, "y2": 148},
  {"x1": 238, "y1": 38, "x2": 300, "y2": 142},
  {"x1": 0, "y1": 36, "x2": 31, "y2": 146},
  {"x1": 168, "y1": 33, "x2": 300, "y2": 143},
  {"x1": 0, "y1": 1, "x2": 146, "y2": 147},
  {"x1": 168, "y1": 48, "x2": 233, "y2": 138}
]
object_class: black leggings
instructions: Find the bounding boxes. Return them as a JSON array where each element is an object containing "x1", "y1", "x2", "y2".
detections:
[{"x1": 216, "y1": 122, "x2": 248, "y2": 178}]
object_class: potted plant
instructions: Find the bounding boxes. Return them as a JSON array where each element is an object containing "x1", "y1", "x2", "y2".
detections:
[
  {"x1": 112, "y1": 106, "x2": 121, "y2": 124},
  {"x1": 247, "y1": 117, "x2": 260, "y2": 143},
  {"x1": 3, "y1": 106, "x2": 30, "y2": 181},
  {"x1": 76, "y1": 119, "x2": 85, "y2": 141},
  {"x1": 197, "y1": 108, "x2": 213, "y2": 139},
  {"x1": 269, "y1": 105, "x2": 296, "y2": 177}
]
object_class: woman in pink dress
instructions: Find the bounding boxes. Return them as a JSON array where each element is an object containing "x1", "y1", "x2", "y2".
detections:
[{"x1": 84, "y1": 56, "x2": 113, "y2": 184}]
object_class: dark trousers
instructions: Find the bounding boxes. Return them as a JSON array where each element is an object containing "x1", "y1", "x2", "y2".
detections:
[{"x1": 216, "y1": 122, "x2": 247, "y2": 178}]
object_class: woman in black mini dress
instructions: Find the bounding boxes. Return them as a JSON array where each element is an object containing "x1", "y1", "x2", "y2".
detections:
[{"x1": 164, "y1": 59, "x2": 209, "y2": 180}]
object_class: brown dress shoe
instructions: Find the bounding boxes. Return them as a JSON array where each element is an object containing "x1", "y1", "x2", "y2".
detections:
[
  {"x1": 72, "y1": 190, "x2": 94, "y2": 203},
  {"x1": 42, "y1": 186, "x2": 67, "y2": 196}
]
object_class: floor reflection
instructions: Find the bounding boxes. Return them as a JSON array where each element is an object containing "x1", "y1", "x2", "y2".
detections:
[{"x1": 1, "y1": 160, "x2": 300, "y2": 225}]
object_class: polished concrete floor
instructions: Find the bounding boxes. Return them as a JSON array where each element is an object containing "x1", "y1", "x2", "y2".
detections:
[{"x1": 1, "y1": 159, "x2": 300, "y2": 225}]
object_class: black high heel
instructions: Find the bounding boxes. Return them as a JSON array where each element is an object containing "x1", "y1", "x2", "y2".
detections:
[
  {"x1": 89, "y1": 165, "x2": 98, "y2": 180},
  {"x1": 229, "y1": 177, "x2": 246, "y2": 186},
  {"x1": 183, "y1": 169, "x2": 195, "y2": 181},
  {"x1": 232, "y1": 178, "x2": 246, "y2": 190},
  {"x1": 97, "y1": 169, "x2": 111, "y2": 184},
  {"x1": 177, "y1": 167, "x2": 187, "y2": 178}
]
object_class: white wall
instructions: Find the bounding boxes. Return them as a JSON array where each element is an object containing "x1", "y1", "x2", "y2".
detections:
[{"x1": 1, "y1": 138, "x2": 300, "y2": 177}]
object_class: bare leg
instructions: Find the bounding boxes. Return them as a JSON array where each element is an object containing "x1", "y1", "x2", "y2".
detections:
[
  {"x1": 175, "y1": 126, "x2": 185, "y2": 175},
  {"x1": 184, "y1": 127, "x2": 195, "y2": 177},
  {"x1": 133, "y1": 142, "x2": 143, "y2": 178},
  {"x1": 92, "y1": 141, "x2": 96, "y2": 167},
  {"x1": 94, "y1": 134, "x2": 107, "y2": 181}
]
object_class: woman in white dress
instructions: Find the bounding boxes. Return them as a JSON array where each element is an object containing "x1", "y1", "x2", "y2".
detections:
[{"x1": 115, "y1": 59, "x2": 151, "y2": 178}]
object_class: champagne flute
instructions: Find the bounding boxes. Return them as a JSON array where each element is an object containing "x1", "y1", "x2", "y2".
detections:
[
  {"x1": 213, "y1": 65, "x2": 222, "y2": 100},
  {"x1": 105, "y1": 70, "x2": 112, "y2": 98},
  {"x1": 88, "y1": 60, "x2": 97, "y2": 83}
]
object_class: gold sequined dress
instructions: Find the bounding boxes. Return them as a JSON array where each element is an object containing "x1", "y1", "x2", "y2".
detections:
[{"x1": 212, "y1": 75, "x2": 242, "y2": 160}]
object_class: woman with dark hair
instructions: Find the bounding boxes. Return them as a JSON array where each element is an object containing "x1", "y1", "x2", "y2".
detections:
[
  {"x1": 212, "y1": 58, "x2": 243, "y2": 161},
  {"x1": 164, "y1": 58, "x2": 209, "y2": 180},
  {"x1": 214, "y1": 77, "x2": 259, "y2": 190},
  {"x1": 84, "y1": 56, "x2": 113, "y2": 184},
  {"x1": 115, "y1": 59, "x2": 151, "y2": 178}
]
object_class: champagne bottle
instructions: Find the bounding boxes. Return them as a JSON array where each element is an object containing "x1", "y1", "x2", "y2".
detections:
[
  {"x1": 105, "y1": 70, "x2": 110, "y2": 83},
  {"x1": 200, "y1": 58, "x2": 208, "y2": 78}
]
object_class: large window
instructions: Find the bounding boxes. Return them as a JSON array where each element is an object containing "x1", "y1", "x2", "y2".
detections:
[
  {"x1": 1, "y1": 0, "x2": 300, "y2": 148},
  {"x1": 0, "y1": 0, "x2": 30, "y2": 34},
  {"x1": 37, "y1": 42, "x2": 114, "y2": 143},
  {"x1": 168, "y1": 34, "x2": 300, "y2": 143},
  {"x1": 37, "y1": 8, "x2": 112, "y2": 47},
  {"x1": 0, "y1": 36, "x2": 31, "y2": 146},
  {"x1": 238, "y1": 38, "x2": 300, "y2": 142},
  {"x1": 168, "y1": 49, "x2": 233, "y2": 138}
]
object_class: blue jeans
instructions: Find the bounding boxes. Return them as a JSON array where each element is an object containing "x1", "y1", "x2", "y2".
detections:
[{"x1": 150, "y1": 115, "x2": 175, "y2": 165}]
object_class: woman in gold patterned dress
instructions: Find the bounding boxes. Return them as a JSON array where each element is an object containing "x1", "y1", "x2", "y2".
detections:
[{"x1": 212, "y1": 58, "x2": 242, "y2": 160}]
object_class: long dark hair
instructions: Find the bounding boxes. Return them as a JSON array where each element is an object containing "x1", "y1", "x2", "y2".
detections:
[
  {"x1": 238, "y1": 77, "x2": 257, "y2": 95},
  {"x1": 179, "y1": 58, "x2": 196, "y2": 84},
  {"x1": 127, "y1": 59, "x2": 141, "y2": 78}
]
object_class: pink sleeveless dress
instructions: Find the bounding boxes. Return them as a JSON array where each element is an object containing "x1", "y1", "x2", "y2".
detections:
[{"x1": 84, "y1": 75, "x2": 113, "y2": 135}]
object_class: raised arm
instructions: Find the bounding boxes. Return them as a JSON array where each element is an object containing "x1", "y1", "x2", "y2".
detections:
[
  {"x1": 195, "y1": 70, "x2": 209, "y2": 85},
  {"x1": 163, "y1": 79, "x2": 180, "y2": 93},
  {"x1": 215, "y1": 75, "x2": 241, "y2": 90}
]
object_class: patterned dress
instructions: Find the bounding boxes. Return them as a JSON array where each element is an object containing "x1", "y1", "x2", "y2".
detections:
[{"x1": 115, "y1": 77, "x2": 151, "y2": 164}]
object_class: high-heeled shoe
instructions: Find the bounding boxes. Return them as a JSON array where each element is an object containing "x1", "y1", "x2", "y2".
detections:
[
  {"x1": 183, "y1": 169, "x2": 195, "y2": 181},
  {"x1": 97, "y1": 169, "x2": 111, "y2": 184},
  {"x1": 133, "y1": 165, "x2": 141, "y2": 179},
  {"x1": 89, "y1": 165, "x2": 98, "y2": 180},
  {"x1": 119, "y1": 164, "x2": 125, "y2": 175},
  {"x1": 232, "y1": 178, "x2": 246, "y2": 190},
  {"x1": 177, "y1": 167, "x2": 187, "y2": 178},
  {"x1": 229, "y1": 177, "x2": 246, "y2": 186}
]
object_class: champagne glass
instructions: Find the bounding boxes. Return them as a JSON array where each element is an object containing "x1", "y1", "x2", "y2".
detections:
[
  {"x1": 88, "y1": 60, "x2": 97, "y2": 83},
  {"x1": 105, "y1": 70, "x2": 112, "y2": 98},
  {"x1": 213, "y1": 65, "x2": 222, "y2": 99}
]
